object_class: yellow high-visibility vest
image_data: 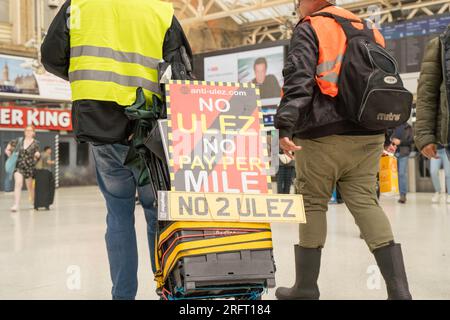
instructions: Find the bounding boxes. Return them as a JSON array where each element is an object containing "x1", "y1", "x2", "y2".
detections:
[{"x1": 69, "y1": 0, "x2": 174, "y2": 106}]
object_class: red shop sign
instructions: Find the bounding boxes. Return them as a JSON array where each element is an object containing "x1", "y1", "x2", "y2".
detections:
[{"x1": 0, "y1": 106, "x2": 72, "y2": 131}]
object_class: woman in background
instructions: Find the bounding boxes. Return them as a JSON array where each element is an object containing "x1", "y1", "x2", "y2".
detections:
[{"x1": 4, "y1": 126, "x2": 40, "y2": 212}]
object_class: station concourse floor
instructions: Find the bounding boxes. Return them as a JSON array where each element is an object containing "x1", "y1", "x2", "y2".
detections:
[{"x1": 1, "y1": 186, "x2": 449, "y2": 300}]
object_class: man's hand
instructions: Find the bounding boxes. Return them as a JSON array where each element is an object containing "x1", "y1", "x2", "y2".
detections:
[
  {"x1": 280, "y1": 137, "x2": 302, "y2": 159},
  {"x1": 421, "y1": 143, "x2": 438, "y2": 159},
  {"x1": 5, "y1": 146, "x2": 11, "y2": 158}
]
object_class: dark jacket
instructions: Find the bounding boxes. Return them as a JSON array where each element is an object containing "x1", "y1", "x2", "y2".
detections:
[
  {"x1": 392, "y1": 123, "x2": 414, "y2": 157},
  {"x1": 275, "y1": 9, "x2": 383, "y2": 139},
  {"x1": 41, "y1": 0, "x2": 192, "y2": 144},
  {"x1": 415, "y1": 26, "x2": 450, "y2": 151},
  {"x1": 252, "y1": 75, "x2": 281, "y2": 99}
]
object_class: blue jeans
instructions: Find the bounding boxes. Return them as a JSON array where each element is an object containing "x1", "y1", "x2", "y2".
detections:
[
  {"x1": 397, "y1": 155, "x2": 409, "y2": 196},
  {"x1": 91, "y1": 143, "x2": 157, "y2": 300},
  {"x1": 430, "y1": 148, "x2": 450, "y2": 194}
]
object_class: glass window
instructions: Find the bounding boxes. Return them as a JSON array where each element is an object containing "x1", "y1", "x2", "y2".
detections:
[{"x1": 0, "y1": 0, "x2": 9, "y2": 23}]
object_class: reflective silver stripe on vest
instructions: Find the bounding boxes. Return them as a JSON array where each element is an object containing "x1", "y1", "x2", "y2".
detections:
[
  {"x1": 316, "y1": 54, "x2": 344, "y2": 75},
  {"x1": 71, "y1": 45, "x2": 161, "y2": 70},
  {"x1": 319, "y1": 72, "x2": 339, "y2": 83},
  {"x1": 69, "y1": 70, "x2": 161, "y2": 94}
]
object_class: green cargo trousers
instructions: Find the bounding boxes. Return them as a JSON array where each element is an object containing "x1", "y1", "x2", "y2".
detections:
[{"x1": 293, "y1": 134, "x2": 394, "y2": 252}]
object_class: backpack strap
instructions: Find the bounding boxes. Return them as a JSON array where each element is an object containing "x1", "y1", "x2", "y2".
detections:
[
  {"x1": 16, "y1": 137, "x2": 24, "y2": 151},
  {"x1": 311, "y1": 12, "x2": 376, "y2": 42},
  {"x1": 10, "y1": 137, "x2": 24, "y2": 156}
]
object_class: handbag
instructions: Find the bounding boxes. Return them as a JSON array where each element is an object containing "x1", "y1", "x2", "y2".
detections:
[{"x1": 379, "y1": 155, "x2": 399, "y2": 195}]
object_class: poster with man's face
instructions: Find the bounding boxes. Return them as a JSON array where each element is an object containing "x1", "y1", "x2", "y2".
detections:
[
  {"x1": 204, "y1": 46, "x2": 284, "y2": 107},
  {"x1": 204, "y1": 46, "x2": 284, "y2": 177},
  {"x1": 237, "y1": 48, "x2": 284, "y2": 101}
]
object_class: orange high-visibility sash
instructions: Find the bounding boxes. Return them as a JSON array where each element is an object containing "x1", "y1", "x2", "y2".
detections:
[{"x1": 304, "y1": 6, "x2": 385, "y2": 98}]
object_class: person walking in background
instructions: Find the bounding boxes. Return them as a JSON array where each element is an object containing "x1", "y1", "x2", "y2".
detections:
[
  {"x1": 277, "y1": 152, "x2": 295, "y2": 194},
  {"x1": 392, "y1": 123, "x2": 414, "y2": 204},
  {"x1": 430, "y1": 145, "x2": 450, "y2": 203},
  {"x1": 34, "y1": 146, "x2": 56, "y2": 210},
  {"x1": 415, "y1": 25, "x2": 450, "y2": 178},
  {"x1": 4, "y1": 126, "x2": 40, "y2": 212},
  {"x1": 36, "y1": 147, "x2": 55, "y2": 171}
]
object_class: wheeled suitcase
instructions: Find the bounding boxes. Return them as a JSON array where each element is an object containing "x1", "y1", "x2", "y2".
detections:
[
  {"x1": 155, "y1": 221, "x2": 276, "y2": 300},
  {"x1": 34, "y1": 169, "x2": 55, "y2": 210}
]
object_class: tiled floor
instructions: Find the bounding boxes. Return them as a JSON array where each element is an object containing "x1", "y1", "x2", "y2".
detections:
[{"x1": 1, "y1": 186, "x2": 449, "y2": 300}]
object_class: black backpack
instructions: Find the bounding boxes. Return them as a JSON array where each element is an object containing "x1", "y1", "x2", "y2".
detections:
[{"x1": 312, "y1": 13, "x2": 413, "y2": 130}]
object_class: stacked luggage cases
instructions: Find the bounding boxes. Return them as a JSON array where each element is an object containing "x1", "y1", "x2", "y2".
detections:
[
  {"x1": 141, "y1": 119, "x2": 277, "y2": 300},
  {"x1": 155, "y1": 221, "x2": 276, "y2": 300}
]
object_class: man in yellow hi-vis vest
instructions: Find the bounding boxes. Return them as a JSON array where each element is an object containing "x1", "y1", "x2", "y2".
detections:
[{"x1": 42, "y1": 0, "x2": 192, "y2": 300}]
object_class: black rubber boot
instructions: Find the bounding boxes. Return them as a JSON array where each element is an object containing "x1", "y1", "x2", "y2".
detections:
[
  {"x1": 275, "y1": 245, "x2": 321, "y2": 300},
  {"x1": 373, "y1": 243, "x2": 412, "y2": 300}
]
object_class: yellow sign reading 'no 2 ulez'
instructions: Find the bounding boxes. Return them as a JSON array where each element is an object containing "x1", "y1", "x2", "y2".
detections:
[{"x1": 158, "y1": 191, "x2": 306, "y2": 223}]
